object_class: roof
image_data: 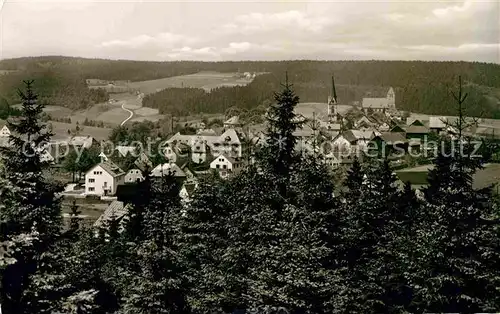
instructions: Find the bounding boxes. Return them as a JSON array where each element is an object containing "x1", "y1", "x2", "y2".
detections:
[
  {"x1": 362, "y1": 98, "x2": 391, "y2": 109},
  {"x1": 93, "y1": 200, "x2": 129, "y2": 229},
  {"x1": 151, "y1": 162, "x2": 186, "y2": 177},
  {"x1": 375, "y1": 132, "x2": 407, "y2": 144},
  {"x1": 356, "y1": 116, "x2": 375, "y2": 125},
  {"x1": 134, "y1": 152, "x2": 153, "y2": 172},
  {"x1": 409, "y1": 119, "x2": 426, "y2": 127},
  {"x1": 219, "y1": 128, "x2": 241, "y2": 144},
  {"x1": 224, "y1": 116, "x2": 241, "y2": 125},
  {"x1": 69, "y1": 135, "x2": 94, "y2": 147},
  {"x1": 116, "y1": 145, "x2": 137, "y2": 157},
  {"x1": 406, "y1": 125, "x2": 429, "y2": 134},
  {"x1": 390, "y1": 125, "x2": 406, "y2": 133},
  {"x1": 350, "y1": 130, "x2": 375, "y2": 140},
  {"x1": 92, "y1": 161, "x2": 125, "y2": 177},
  {"x1": 212, "y1": 153, "x2": 241, "y2": 165},
  {"x1": 429, "y1": 116, "x2": 447, "y2": 129},
  {"x1": 196, "y1": 128, "x2": 217, "y2": 136},
  {"x1": 293, "y1": 124, "x2": 315, "y2": 138}
]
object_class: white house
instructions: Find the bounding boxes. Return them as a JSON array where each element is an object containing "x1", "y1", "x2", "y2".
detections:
[
  {"x1": 85, "y1": 161, "x2": 125, "y2": 196},
  {"x1": 165, "y1": 128, "x2": 242, "y2": 164},
  {"x1": 125, "y1": 168, "x2": 144, "y2": 183},
  {"x1": 0, "y1": 125, "x2": 11, "y2": 137},
  {"x1": 209, "y1": 153, "x2": 243, "y2": 179}
]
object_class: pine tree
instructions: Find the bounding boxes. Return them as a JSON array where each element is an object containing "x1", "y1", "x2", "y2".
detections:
[
  {"x1": 338, "y1": 159, "x2": 402, "y2": 312},
  {"x1": 121, "y1": 171, "x2": 188, "y2": 313},
  {"x1": 122, "y1": 167, "x2": 151, "y2": 243},
  {"x1": 410, "y1": 76, "x2": 500, "y2": 312},
  {"x1": 343, "y1": 156, "x2": 364, "y2": 202},
  {"x1": 258, "y1": 72, "x2": 303, "y2": 196},
  {"x1": 0, "y1": 81, "x2": 63, "y2": 313}
]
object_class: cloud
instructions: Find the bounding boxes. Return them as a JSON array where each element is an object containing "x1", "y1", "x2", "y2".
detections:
[
  {"x1": 158, "y1": 46, "x2": 220, "y2": 61},
  {"x1": 220, "y1": 10, "x2": 337, "y2": 35},
  {"x1": 432, "y1": 0, "x2": 473, "y2": 17},
  {"x1": 404, "y1": 43, "x2": 500, "y2": 52},
  {"x1": 1, "y1": 1, "x2": 499, "y2": 63},
  {"x1": 99, "y1": 32, "x2": 198, "y2": 49}
]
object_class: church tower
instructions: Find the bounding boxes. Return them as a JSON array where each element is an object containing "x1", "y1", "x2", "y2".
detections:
[
  {"x1": 327, "y1": 75, "x2": 338, "y2": 122},
  {"x1": 386, "y1": 87, "x2": 395, "y2": 108}
]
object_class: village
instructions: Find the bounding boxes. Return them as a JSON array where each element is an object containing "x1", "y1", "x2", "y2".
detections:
[{"x1": 1, "y1": 76, "x2": 498, "y2": 230}]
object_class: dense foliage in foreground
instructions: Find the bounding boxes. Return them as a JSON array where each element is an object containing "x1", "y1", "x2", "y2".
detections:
[{"x1": 0, "y1": 80, "x2": 499, "y2": 313}]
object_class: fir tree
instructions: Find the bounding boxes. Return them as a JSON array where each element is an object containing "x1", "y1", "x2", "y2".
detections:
[
  {"x1": 258, "y1": 72, "x2": 303, "y2": 196},
  {"x1": 0, "y1": 81, "x2": 63, "y2": 313},
  {"x1": 410, "y1": 76, "x2": 500, "y2": 312},
  {"x1": 121, "y1": 171, "x2": 188, "y2": 313},
  {"x1": 338, "y1": 159, "x2": 402, "y2": 312}
]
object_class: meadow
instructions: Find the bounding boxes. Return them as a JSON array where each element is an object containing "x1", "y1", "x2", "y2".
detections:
[{"x1": 128, "y1": 71, "x2": 254, "y2": 94}]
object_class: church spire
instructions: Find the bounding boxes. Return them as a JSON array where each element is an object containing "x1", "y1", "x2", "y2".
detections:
[{"x1": 331, "y1": 75, "x2": 337, "y2": 104}]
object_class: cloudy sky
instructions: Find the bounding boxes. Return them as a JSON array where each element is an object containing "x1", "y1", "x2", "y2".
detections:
[{"x1": 0, "y1": 0, "x2": 498, "y2": 62}]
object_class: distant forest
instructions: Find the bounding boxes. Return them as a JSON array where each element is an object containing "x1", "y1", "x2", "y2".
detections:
[{"x1": 1, "y1": 56, "x2": 500, "y2": 117}]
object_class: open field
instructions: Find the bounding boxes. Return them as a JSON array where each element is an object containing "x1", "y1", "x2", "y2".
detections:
[
  {"x1": 49, "y1": 121, "x2": 112, "y2": 141},
  {"x1": 128, "y1": 71, "x2": 255, "y2": 95}
]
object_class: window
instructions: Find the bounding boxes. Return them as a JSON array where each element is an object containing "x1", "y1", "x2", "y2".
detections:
[
  {"x1": 223, "y1": 165, "x2": 227, "y2": 169},
  {"x1": 216, "y1": 164, "x2": 220, "y2": 169},
  {"x1": 103, "y1": 182, "x2": 107, "y2": 187},
  {"x1": 88, "y1": 178, "x2": 95, "y2": 183},
  {"x1": 88, "y1": 187, "x2": 95, "y2": 192}
]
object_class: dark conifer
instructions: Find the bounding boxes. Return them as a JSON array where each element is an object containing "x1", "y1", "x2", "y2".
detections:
[{"x1": 0, "y1": 81, "x2": 63, "y2": 313}]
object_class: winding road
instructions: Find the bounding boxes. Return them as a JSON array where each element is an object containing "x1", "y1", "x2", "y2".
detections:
[{"x1": 120, "y1": 102, "x2": 134, "y2": 126}]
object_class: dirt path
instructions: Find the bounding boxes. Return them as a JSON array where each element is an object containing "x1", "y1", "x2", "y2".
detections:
[{"x1": 120, "y1": 102, "x2": 134, "y2": 126}]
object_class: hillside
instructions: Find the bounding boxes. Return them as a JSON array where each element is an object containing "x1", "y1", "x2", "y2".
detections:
[{"x1": 2, "y1": 56, "x2": 500, "y2": 118}]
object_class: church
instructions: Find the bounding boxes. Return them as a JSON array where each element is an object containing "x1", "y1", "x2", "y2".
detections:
[{"x1": 361, "y1": 87, "x2": 396, "y2": 114}]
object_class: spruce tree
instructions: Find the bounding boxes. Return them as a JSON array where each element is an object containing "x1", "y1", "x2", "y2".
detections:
[
  {"x1": 0, "y1": 81, "x2": 63, "y2": 313},
  {"x1": 121, "y1": 171, "x2": 188, "y2": 313},
  {"x1": 410, "y1": 76, "x2": 500, "y2": 312},
  {"x1": 258, "y1": 72, "x2": 303, "y2": 196},
  {"x1": 176, "y1": 172, "x2": 235, "y2": 312},
  {"x1": 338, "y1": 159, "x2": 402, "y2": 312}
]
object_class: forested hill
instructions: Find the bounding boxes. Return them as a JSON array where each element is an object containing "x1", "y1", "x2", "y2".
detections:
[{"x1": 1, "y1": 56, "x2": 500, "y2": 117}]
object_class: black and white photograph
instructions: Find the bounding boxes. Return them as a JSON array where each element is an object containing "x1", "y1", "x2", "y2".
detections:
[{"x1": 0, "y1": 0, "x2": 499, "y2": 313}]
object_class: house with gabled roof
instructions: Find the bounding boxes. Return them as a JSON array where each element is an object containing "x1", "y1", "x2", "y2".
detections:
[
  {"x1": 151, "y1": 162, "x2": 186, "y2": 179},
  {"x1": 0, "y1": 124, "x2": 11, "y2": 137},
  {"x1": 407, "y1": 118, "x2": 426, "y2": 127},
  {"x1": 69, "y1": 135, "x2": 96, "y2": 149},
  {"x1": 429, "y1": 116, "x2": 448, "y2": 133},
  {"x1": 85, "y1": 160, "x2": 125, "y2": 196},
  {"x1": 224, "y1": 116, "x2": 241, "y2": 128},
  {"x1": 390, "y1": 125, "x2": 406, "y2": 134},
  {"x1": 209, "y1": 153, "x2": 244, "y2": 179},
  {"x1": 166, "y1": 128, "x2": 243, "y2": 164},
  {"x1": 405, "y1": 125, "x2": 429, "y2": 141},
  {"x1": 369, "y1": 132, "x2": 408, "y2": 157}
]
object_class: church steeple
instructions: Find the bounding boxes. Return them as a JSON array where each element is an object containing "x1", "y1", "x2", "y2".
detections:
[{"x1": 327, "y1": 74, "x2": 338, "y2": 120}]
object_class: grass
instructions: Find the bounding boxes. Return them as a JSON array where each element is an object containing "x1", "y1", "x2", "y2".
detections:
[{"x1": 128, "y1": 71, "x2": 254, "y2": 95}]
